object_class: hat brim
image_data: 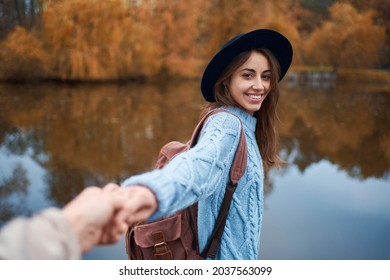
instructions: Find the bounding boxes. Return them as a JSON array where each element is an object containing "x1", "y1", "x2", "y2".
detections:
[{"x1": 200, "y1": 29, "x2": 293, "y2": 102}]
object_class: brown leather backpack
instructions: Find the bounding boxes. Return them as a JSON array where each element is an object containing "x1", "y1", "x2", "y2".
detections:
[{"x1": 125, "y1": 109, "x2": 247, "y2": 260}]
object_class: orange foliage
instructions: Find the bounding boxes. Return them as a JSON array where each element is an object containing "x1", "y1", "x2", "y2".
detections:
[
  {"x1": 0, "y1": 0, "x2": 387, "y2": 81},
  {"x1": 199, "y1": 0, "x2": 302, "y2": 67},
  {"x1": 303, "y1": 2, "x2": 386, "y2": 69},
  {"x1": 42, "y1": 0, "x2": 157, "y2": 80},
  {"x1": 132, "y1": 0, "x2": 204, "y2": 78},
  {"x1": 0, "y1": 26, "x2": 49, "y2": 80}
]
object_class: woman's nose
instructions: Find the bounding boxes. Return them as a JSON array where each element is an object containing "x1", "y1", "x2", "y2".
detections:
[{"x1": 252, "y1": 77, "x2": 264, "y2": 90}]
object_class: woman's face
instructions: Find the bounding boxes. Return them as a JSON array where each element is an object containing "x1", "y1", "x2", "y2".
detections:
[{"x1": 228, "y1": 51, "x2": 271, "y2": 115}]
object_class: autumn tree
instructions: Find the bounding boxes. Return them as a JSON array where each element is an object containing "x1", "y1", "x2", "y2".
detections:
[
  {"x1": 41, "y1": 0, "x2": 161, "y2": 80},
  {"x1": 0, "y1": 0, "x2": 207, "y2": 81},
  {"x1": 134, "y1": 0, "x2": 204, "y2": 78},
  {"x1": 0, "y1": 0, "x2": 43, "y2": 39},
  {"x1": 6, "y1": 0, "x2": 389, "y2": 81},
  {"x1": 201, "y1": 0, "x2": 301, "y2": 65},
  {"x1": 0, "y1": 26, "x2": 48, "y2": 80},
  {"x1": 303, "y1": 2, "x2": 386, "y2": 69},
  {"x1": 294, "y1": 0, "x2": 334, "y2": 38},
  {"x1": 343, "y1": 0, "x2": 390, "y2": 67}
]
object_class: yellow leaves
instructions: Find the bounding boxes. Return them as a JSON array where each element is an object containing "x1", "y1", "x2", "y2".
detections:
[
  {"x1": 0, "y1": 26, "x2": 49, "y2": 80},
  {"x1": 0, "y1": 0, "x2": 387, "y2": 81},
  {"x1": 140, "y1": 0, "x2": 204, "y2": 77},
  {"x1": 303, "y1": 2, "x2": 386, "y2": 69},
  {"x1": 41, "y1": 0, "x2": 136, "y2": 80}
]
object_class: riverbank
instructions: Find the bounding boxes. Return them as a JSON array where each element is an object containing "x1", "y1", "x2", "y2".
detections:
[
  {"x1": 336, "y1": 68, "x2": 390, "y2": 83},
  {"x1": 1, "y1": 67, "x2": 389, "y2": 86},
  {"x1": 285, "y1": 66, "x2": 390, "y2": 88}
]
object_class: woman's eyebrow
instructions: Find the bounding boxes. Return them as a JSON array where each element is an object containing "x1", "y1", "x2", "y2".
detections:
[
  {"x1": 241, "y1": 68, "x2": 271, "y2": 74},
  {"x1": 241, "y1": 68, "x2": 256, "y2": 73}
]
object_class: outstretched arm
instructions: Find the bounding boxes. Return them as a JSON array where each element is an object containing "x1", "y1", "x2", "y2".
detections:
[{"x1": 0, "y1": 185, "x2": 128, "y2": 260}]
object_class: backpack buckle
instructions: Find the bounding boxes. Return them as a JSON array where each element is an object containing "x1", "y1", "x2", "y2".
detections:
[
  {"x1": 154, "y1": 241, "x2": 168, "y2": 252},
  {"x1": 152, "y1": 232, "x2": 173, "y2": 260}
]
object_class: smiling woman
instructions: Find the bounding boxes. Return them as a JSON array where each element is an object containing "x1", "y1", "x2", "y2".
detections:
[
  {"x1": 224, "y1": 51, "x2": 271, "y2": 115},
  {"x1": 119, "y1": 29, "x2": 293, "y2": 260},
  {"x1": 203, "y1": 31, "x2": 291, "y2": 169}
]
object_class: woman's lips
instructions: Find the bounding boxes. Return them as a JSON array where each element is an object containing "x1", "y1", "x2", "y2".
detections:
[{"x1": 245, "y1": 93, "x2": 265, "y2": 102}]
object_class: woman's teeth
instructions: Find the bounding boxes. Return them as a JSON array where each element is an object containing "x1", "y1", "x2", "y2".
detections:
[{"x1": 247, "y1": 94, "x2": 261, "y2": 100}]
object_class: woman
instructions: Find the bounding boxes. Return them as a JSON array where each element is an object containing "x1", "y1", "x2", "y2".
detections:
[{"x1": 120, "y1": 29, "x2": 293, "y2": 259}]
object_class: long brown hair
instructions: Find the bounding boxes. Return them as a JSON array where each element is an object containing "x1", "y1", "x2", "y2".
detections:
[{"x1": 201, "y1": 48, "x2": 282, "y2": 169}]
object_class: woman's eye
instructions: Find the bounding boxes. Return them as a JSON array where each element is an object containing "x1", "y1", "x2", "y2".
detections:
[
  {"x1": 262, "y1": 75, "x2": 271, "y2": 81},
  {"x1": 242, "y1": 73, "x2": 252, "y2": 78}
]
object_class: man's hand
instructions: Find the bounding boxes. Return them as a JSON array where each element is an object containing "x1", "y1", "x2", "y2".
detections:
[{"x1": 62, "y1": 184, "x2": 127, "y2": 253}]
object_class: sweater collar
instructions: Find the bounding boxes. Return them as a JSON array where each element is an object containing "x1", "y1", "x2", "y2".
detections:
[{"x1": 221, "y1": 106, "x2": 257, "y2": 132}]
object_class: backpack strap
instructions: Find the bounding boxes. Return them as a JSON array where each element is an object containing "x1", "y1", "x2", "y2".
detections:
[
  {"x1": 190, "y1": 109, "x2": 248, "y2": 185},
  {"x1": 190, "y1": 109, "x2": 248, "y2": 259},
  {"x1": 200, "y1": 179, "x2": 236, "y2": 259}
]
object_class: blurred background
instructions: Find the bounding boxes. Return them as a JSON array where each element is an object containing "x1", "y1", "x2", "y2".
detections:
[{"x1": 0, "y1": 0, "x2": 389, "y2": 260}]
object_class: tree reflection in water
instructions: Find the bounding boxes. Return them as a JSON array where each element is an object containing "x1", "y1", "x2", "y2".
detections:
[
  {"x1": 277, "y1": 83, "x2": 390, "y2": 179},
  {"x1": 0, "y1": 163, "x2": 29, "y2": 226},
  {"x1": 0, "y1": 81, "x2": 389, "y2": 258}
]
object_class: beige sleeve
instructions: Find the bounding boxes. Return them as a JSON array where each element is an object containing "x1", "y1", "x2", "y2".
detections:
[{"x1": 0, "y1": 207, "x2": 81, "y2": 260}]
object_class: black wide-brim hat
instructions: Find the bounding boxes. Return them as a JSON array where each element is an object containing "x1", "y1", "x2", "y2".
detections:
[{"x1": 200, "y1": 29, "x2": 293, "y2": 102}]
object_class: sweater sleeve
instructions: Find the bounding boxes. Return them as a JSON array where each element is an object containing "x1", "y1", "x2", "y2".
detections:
[
  {"x1": 0, "y1": 208, "x2": 81, "y2": 260},
  {"x1": 121, "y1": 112, "x2": 242, "y2": 220}
]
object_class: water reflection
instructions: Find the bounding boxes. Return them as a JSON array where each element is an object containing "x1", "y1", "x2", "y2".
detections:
[
  {"x1": 0, "y1": 163, "x2": 29, "y2": 222},
  {"x1": 261, "y1": 160, "x2": 390, "y2": 260},
  {"x1": 0, "y1": 81, "x2": 205, "y2": 224},
  {"x1": 278, "y1": 84, "x2": 390, "y2": 179},
  {"x1": 0, "y1": 81, "x2": 389, "y2": 259}
]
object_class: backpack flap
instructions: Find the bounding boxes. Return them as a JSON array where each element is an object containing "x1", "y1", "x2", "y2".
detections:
[
  {"x1": 133, "y1": 215, "x2": 181, "y2": 247},
  {"x1": 131, "y1": 212, "x2": 198, "y2": 260}
]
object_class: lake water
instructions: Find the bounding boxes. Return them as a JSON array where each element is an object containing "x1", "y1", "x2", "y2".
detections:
[{"x1": 0, "y1": 80, "x2": 389, "y2": 260}]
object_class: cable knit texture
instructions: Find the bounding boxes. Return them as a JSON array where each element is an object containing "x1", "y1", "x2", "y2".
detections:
[{"x1": 122, "y1": 106, "x2": 264, "y2": 260}]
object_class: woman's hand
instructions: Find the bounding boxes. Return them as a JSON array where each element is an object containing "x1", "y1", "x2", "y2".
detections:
[{"x1": 116, "y1": 185, "x2": 158, "y2": 226}]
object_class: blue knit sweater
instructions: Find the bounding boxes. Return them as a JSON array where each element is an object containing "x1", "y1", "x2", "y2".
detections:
[{"x1": 121, "y1": 106, "x2": 264, "y2": 259}]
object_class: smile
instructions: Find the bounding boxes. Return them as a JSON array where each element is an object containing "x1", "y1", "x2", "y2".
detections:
[
  {"x1": 247, "y1": 94, "x2": 261, "y2": 100},
  {"x1": 245, "y1": 93, "x2": 265, "y2": 102}
]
